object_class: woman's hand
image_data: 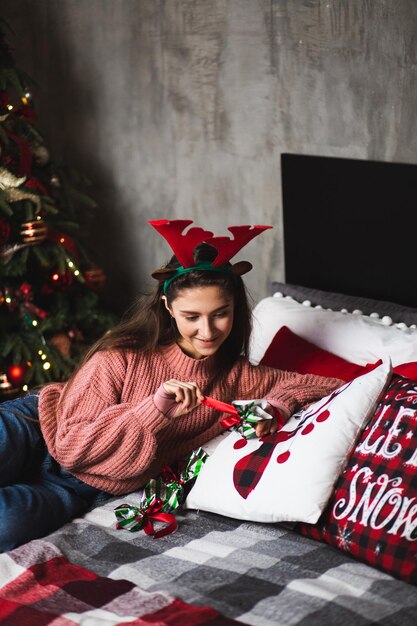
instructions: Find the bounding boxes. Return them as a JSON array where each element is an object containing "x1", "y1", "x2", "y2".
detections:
[
  {"x1": 154, "y1": 380, "x2": 205, "y2": 418},
  {"x1": 255, "y1": 403, "x2": 285, "y2": 438}
]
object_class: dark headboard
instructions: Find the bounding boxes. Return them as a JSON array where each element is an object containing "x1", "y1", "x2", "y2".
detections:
[{"x1": 281, "y1": 153, "x2": 417, "y2": 308}]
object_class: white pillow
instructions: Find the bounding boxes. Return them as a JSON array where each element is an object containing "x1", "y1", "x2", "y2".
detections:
[
  {"x1": 185, "y1": 360, "x2": 391, "y2": 524},
  {"x1": 249, "y1": 295, "x2": 417, "y2": 367}
]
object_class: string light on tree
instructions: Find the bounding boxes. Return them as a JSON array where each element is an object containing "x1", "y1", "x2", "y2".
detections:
[
  {"x1": 67, "y1": 257, "x2": 85, "y2": 282},
  {"x1": 50, "y1": 269, "x2": 73, "y2": 291},
  {"x1": 38, "y1": 349, "x2": 51, "y2": 371}
]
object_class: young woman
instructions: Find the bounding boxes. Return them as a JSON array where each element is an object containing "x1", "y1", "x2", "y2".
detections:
[{"x1": 0, "y1": 220, "x2": 342, "y2": 551}]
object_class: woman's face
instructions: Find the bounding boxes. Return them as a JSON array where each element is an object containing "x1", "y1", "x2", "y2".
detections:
[{"x1": 164, "y1": 285, "x2": 234, "y2": 359}]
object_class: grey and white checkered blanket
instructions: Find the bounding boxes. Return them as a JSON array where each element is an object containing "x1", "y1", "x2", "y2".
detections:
[{"x1": 38, "y1": 493, "x2": 417, "y2": 626}]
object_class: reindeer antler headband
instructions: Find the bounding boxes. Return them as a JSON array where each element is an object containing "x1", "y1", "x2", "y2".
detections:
[{"x1": 149, "y1": 219, "x2": 272, "y2": 294}]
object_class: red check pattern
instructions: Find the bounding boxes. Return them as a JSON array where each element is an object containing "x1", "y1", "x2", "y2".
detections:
[
  {"x1": 0, "y1": 539, "x2": 244, "y2": 625},
  {"x1": 298, "y1": 375, "x2": 417, "y2": 584}
]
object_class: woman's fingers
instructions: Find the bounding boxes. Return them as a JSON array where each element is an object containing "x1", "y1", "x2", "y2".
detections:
[
  {"x1": 269, "y1": 418, "x2": 279, "y2": 434},
  {"x1": 161, "y1": 380, "x2": 204, "y2": 416},
  {"x1": 255, "y1": 417, "x2": 278, "y2": 437}
]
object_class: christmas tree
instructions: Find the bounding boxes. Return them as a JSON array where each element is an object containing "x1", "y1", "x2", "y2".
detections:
[{"x1": 0, "y1": 23, "x2": 117, "y2": 398}]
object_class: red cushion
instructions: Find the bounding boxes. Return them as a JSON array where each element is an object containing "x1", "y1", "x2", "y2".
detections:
[
  {"x1": 297, "y1": 375, "x2": 417, "y2": 584},
  {"x1": 393, "y1": 361, "x2": 417, "y2": 380},
  {"x1": 260, "y1": 326, "x2": 373, "y2": 382}
]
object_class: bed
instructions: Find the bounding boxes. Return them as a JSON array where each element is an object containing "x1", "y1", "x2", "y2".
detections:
[{"x1": 2, "y1": 154, "x2": 417, "y2": 626}]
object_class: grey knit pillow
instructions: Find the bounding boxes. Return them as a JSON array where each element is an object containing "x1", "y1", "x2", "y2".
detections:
[{"x1": 270, "y1": 282, "x2": 417, "y2": 326}]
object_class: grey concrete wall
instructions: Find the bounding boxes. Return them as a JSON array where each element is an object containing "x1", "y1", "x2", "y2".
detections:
[{"x1": 2, "y1": 0, "x2": 417, "y2": 311}]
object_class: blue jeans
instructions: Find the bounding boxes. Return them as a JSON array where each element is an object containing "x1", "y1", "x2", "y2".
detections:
[{"x1": 0, "y1": 392, "x2": 111, "y2": 552}]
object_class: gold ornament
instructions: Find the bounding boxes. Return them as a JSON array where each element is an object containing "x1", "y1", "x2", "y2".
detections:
[
  {"x1": 6, "y1": 188, "x2": 41, "y2": 212},
  {"x1": 0, "y1": 242, "x2": 30, "y2": 264},
  {"x1": 50, "y1": 332, "x2": 72, "y2": 357},
  {"x1": 20, "y1": 219, "x2": 48, "y2": 245},
  {"x1": 0, "y1": 167, "x2": 41, "y2": 213},
  {"x1": 32, "y1": 143, "x2": 50, "y2": 166},
  {"x1": 0, "y1": 167, "x2": 26, "y2": 190}
]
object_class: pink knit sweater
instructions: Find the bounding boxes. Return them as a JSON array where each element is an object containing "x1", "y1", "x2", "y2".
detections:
[{"x1": 39, "y1": 342, "x2": 342, "y2": 495}]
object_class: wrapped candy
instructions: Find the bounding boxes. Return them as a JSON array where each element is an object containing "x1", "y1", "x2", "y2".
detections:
[
  {"x1": 115, "y1": 447, "x2": 208, "y2": 538},
  {"x1": 202, "y1": 396, "x2": 282, "y2": 440},
  {"x1": 114, "y1": 496, "x2": 176, "y2": 538},
  {"x1": 115, "y1": 396, "x2": 283, "y2": 537}
]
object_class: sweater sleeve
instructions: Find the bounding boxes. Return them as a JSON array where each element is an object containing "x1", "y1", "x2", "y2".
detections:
[
  {"x1": 39, "y1": 350, "x2": 170, "y2": 481},
  {"x1": 237, "y1": 361, "x2": 344, "y2": 419}
]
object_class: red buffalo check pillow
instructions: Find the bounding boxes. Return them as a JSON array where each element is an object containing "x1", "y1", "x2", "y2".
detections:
[{"x1": 298, "y1": 374, "x2": 417, "y2": 584}]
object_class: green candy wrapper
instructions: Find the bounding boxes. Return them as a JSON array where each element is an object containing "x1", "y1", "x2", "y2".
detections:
[
  {"x1": 232, "y1": 402, "x2": 262, "y2": 439},
  {"x1": 223, "y1": 400, "x2": 275, "y2": 440},
  {"x1": 203, "y1": 396, "x2": 276, "y2": 441},
  {"x1": 115, "y1": 447, "x2": 208, "y2": 536}
]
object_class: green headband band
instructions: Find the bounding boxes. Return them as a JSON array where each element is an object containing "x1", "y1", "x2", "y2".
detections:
[{"x1": 163, "y1": 262, "x2": 236, "y2": 295}]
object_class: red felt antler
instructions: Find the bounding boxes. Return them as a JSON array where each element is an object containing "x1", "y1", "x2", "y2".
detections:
[
  {"x1": 206, "y1": 225, "x2": 272, "y2": 266},
  {"x1": 148, "y1": 220, "x2": 214, "y2": 268}
]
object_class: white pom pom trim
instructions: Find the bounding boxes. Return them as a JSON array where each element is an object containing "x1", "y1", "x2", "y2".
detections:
[{"x1": 270, "y1": 291, "x2": 416, "y2": 331}]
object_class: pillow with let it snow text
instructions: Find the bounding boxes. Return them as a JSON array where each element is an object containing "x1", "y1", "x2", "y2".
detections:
[
  {"x1": 297, "y1": 374, "x2": 417, "y2": 585},
  {"x1": 185, "y1": 360, "x2": 391, "y2": 524}
]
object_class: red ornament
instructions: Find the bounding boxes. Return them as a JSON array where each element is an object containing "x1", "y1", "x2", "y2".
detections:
[
  {"x1": 6, "y1": 364, "x2": 27, "y2": 386},
  {"x1": 0, "y1": 218, "x2": 11, "y2": 245},
  {"x1": 16, "y1": 104, "x2": 36, "y2": 122},
  {"x1": 48, "y1": 229, "x2": 80, "y2": 261},
  {"x1": 84, "y1": 266, "x2": 106, "y2": 289},
  {"x1": 15, "y1": 282, "x2": 48, "y2": 320},
  {"x1": 20, "y1": 219, "x2": 48, "y2": 245}
]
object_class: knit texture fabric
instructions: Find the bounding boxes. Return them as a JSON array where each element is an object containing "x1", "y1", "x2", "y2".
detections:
[{"x1": 39, "y1": 343, "x2": 342, "y2": 494}]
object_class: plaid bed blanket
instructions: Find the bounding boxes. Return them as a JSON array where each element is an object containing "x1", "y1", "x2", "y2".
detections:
[
  {"x1": 0, "y1": 538, "x2": 242, "y2": 625},
  {"x1": 3, "y1": 495, "x2": 417, "y2": 626}
]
